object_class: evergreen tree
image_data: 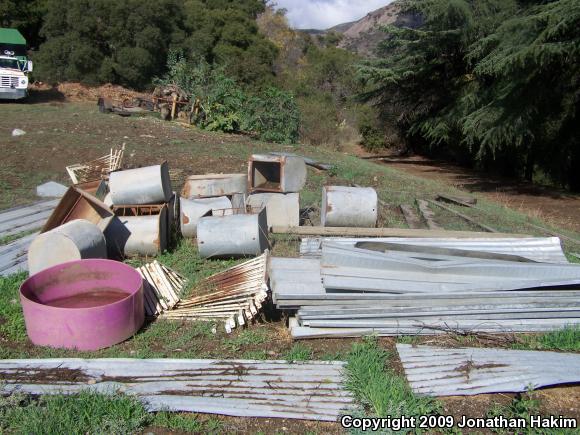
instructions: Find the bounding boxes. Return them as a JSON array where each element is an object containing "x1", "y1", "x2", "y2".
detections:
[{"x1": 361, "y1": 0, "x2": 580, "y2": 191}]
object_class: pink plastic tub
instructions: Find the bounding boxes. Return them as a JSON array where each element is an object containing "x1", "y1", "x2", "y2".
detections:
[{"x1": 20, "y1": 259, "x2": 144, "y2": 351}]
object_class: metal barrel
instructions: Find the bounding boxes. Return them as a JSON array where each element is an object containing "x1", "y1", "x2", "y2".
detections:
[
  {"x1": 181, "y1": 174, "x2": 247, "y2": 199},
  {"x1": 107, "y1": 209, "x2": 168, "y2": 257},
  {"x1": 197, "y1": 210, "x2": 269, "y2": 258},
  {"x1": 321, "y1": 186, "x2": 378, "y2": 227},
  {"x1": 28, "y1": 219, "x2": 107, "y2": 275},
  {"x1": 109, "y1": 162, "x2": 172, "y2": 205},
  {"x1": 180, "y1": 196, "x2": 232, "y2": 238}
]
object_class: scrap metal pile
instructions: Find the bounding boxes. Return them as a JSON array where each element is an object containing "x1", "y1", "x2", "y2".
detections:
[{"x1": 270, "y1": 237, "x2": 580, "y2": 339}]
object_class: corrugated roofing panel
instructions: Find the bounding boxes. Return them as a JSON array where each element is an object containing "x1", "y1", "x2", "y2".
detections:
[
  {"x1": 396, "y1": 344, "x2": 580, "y2": 396},
  {"x1": 0, "y1": 358, "x2": 354, "y2": 421},
  {"x1": 301, "y1": 237, "x2": 568, "y2": 263}
]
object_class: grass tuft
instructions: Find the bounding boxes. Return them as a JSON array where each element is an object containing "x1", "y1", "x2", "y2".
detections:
[
  {"x1": 486, "y1": 390, "x2": 577, "y2": 435},
  {"x1": 0, "y1": 273, "x2": 28, "y2": 345},
  {"x1": 224, "y1": 329, "x2": 269, "y2": 352},
  {"x1": 284, "y1": 343, "x2": 313, "y2": 362},
  {"x1": 512, "y1": 325, "x2": 580, "y2": 352},
  {"x1": 344, "y1": 336, "x2": 440, "y2": 421},
  {"x1": 0, "y1": 391, "x2": 149, "y2": 435}
]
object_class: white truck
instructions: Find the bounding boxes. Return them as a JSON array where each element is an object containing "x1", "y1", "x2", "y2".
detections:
[{"x1": 0, "y1": 28, "x2": 32, "y2": 100}]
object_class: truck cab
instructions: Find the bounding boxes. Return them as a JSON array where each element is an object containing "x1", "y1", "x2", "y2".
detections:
[{"x1": 0, "y1": 28, "x2": 32, "y2": 100}]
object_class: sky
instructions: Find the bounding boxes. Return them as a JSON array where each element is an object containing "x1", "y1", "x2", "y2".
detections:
[{"x1": 274, "y1": 0, "x2": 393, "y2": 30}]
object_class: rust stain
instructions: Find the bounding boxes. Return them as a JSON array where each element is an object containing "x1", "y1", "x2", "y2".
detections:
[
  {"x1": 182, "y1": 212, "x2": 190, "y2": 224},
  {"x1": 456, "y1": 360, "x2": 508, "y2": 381},
  {"x1": 2, "y1": 367, "x2": 90, "y2": 384},
  {"x1": 181, "y1": 183, "x2": 191, "y2": 198}
]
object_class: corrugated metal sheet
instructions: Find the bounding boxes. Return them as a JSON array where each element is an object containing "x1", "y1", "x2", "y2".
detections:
[
  {"x1": 300, "y1": 237, "x2": 568, "y2": 264},
  {"x1": 396, "y1": 344, "x2": 580, "y2": 396},
  {"x1": 0, "y1": 358, "x2": 353, "y2": 421},
  {"x1": 0, "y1": 200, "x2": 60, "y2": 276},
  {"x1": 0, "y1": 232, "x2": 38, "y2": 276},
  {"x1": 0, "y1": 200, "x2": 58, "y2": 238},
  {"x1": 320, "y1": 243, "x2": 580, "y2": 293}
]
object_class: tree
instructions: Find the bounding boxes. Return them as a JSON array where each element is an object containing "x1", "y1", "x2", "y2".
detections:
[
  {"x1": 33, "y1": 0, "x2": 277, "y2": 89},
  {"x1": 361, "y1": 0, "x2": 580, "y2": 191}
]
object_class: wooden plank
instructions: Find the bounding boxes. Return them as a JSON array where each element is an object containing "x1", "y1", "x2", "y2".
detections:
[
  {"x1": 427, "y1": 200, "x2": 498, "y2": 233},
  {"x1": 399, "y1": 205, "x2": 422, "y2": 229},
  {"x1": 416, "y1": 200, "x2": 442, "y2": 230},
  {"x1": 437, "y1": 194, "x2": 477, "y2": 206},
  {"x1": 271, "y1": 226, "x2": 529, "y2": 238},
  {"x1": 435, "y1": 195, "x2": 580, "y2": 245}
]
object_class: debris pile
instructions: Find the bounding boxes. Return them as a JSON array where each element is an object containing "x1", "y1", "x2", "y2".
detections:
[
  {"x1": 270, "y1": 238, "x2": 580, "y2": 338},
  {"x1": 163, "y1": 252, "x2": 269, "y2": 333}
]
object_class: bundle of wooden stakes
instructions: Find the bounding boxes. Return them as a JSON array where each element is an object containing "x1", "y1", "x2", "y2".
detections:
[
  {"x1": 162, "y1": 252, "x2": 269, "y2": 333},
  {"x1": 137, "y1": 261, "x2": 186, "y2": 316}
]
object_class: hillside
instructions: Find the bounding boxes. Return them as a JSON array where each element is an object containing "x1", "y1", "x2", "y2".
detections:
[{"x1": 328, "y1": 2, "x2": 421, "y2": 56}]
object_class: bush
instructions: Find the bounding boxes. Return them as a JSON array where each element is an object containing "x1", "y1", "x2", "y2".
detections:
[
  {"x1": 358, "y1": 107, "x2": 389, "y2": 152},
  {"x1": 157, "y1": 53, "x2": 299, "y2": 143}
]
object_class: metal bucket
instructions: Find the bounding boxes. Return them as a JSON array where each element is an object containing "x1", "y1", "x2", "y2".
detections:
[
  {"x1": 28, "y1": 219, "x2": 107, "y2": 275},
  {"x1": 20, "y1": 259, "x2": 144, "y2": 351},
  {"x1": 109, "y1": 162, "x2": 172, "y2": 205},
  {"x1": 321, "y1": 186, "x2": 378, "y2": 227}
]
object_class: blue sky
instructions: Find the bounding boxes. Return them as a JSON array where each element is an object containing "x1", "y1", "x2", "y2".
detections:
[{"x1": 274, "y1": 0, "x2": 392, "y2": 29}]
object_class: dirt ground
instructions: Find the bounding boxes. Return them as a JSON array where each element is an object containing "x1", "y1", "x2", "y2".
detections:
[{"x1": 359, "y1": 151, "x2": 580, "y2": 233}]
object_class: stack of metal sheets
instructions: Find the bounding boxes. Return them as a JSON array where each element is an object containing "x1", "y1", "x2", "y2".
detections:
[{"x1": 269, "y1": 238, "x2": 580, "y2": 339}]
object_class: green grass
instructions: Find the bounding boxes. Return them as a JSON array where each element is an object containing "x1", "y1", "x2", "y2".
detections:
[
  {"x1": 512, "y1": 325, "x2": 580, "y2": 352},
  {"x1": 283, "y1": 343, "x2": 313, "y2": 362},
  {"x1": 0, "y1": 391, "x2": 223, "y2": 435},
  {"x1": 344, "y1": 336, "x2": 440, "y2": 423},
  {"x1": 486, "y1": 391, "x2": 578, "y2": 435},
  {"x1": 223, "y1": 329, "x2": 269, "y2": 352},
  {"x1": 0, "y1": 391, "x2": 148, "y2": 434},
  {"x1": 0, "y1": 272, "x2": 28, "y2": 345}
]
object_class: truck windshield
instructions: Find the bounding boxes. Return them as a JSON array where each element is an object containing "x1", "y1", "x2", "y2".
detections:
[{"x1": 0, "y1": 58, "x2": 20, "y2": 69}]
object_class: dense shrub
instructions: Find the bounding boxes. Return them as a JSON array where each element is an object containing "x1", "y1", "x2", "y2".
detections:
[{"x1": 158, "y1": 53, "x2": 299, "y2": 143}]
